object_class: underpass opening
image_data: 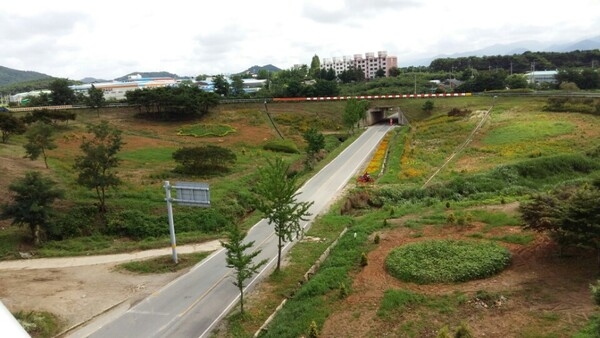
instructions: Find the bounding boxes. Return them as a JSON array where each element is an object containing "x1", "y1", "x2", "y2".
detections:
[{"x1": 366, "y1": 106, "x2": 404, "y2": 125}]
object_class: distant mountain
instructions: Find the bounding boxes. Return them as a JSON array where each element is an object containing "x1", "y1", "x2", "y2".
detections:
[
  {"x1": 403, "y1": 35, "x2": 600, "y2": 67},
  {"x1": 550, "y1": 35, "x2": 600, "y2": 52},
  {"x1": 0, "y1": 66, "x2": 53, "y2": 87},
  {"x1": 113, "y1": 71, "x2": 181, "y2": 81},
  {"x1": 240, "y1": 64, "x2": 281, "y2": 75},
  {"x1": 80, "y1": 77, "x2": 110, "y2": 84}
]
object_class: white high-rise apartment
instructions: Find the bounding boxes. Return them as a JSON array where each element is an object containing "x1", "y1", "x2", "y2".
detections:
[{"x1": 321, "y1": 51, "x2": 398, "y2": 79}]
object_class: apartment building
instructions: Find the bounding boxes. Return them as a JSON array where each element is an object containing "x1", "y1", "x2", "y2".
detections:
[{"x1": 321, "y1": 51, "x2": 398, "y2": 79}]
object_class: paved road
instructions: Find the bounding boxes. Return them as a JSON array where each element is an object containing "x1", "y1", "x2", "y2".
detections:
[{"x1": 72, "y1": 125, "x2": 394, "y2": 338}]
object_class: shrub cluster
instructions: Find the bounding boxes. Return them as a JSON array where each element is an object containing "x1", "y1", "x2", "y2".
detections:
[
  {"x1": 377, "y1": 153, "x2": 600, "y2": 203},
  {"x1": 106, "y1": 208, "x2": 229, "y2": 239},
  {"x1": 172, "y1": 145, "x2": 236, "y2": 175},
  {"x1": 385, "y1": 240, "x2": 512, "y2": 284},
  {"x1": 447, "y1": 108, "x2": 472, "y2": 117},
  {"x1": 544, "y1": 97, "x2": 600, "y2": 115},
  {"x1": 262, "y1": 139, "x2": 300, "y2": 153}
]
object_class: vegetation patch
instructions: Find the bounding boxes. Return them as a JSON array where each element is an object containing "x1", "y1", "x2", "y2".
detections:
[
  {"x1": 116, "y1": 252, "x2": 212, "y2": 274},
  {"x1": 14, "y1": 310, "x2": 63, "y2": 338},
  {"x1": 177, "y1": 123, "x2": 236, "y2": 137},
  {"x1": 385, "y1": 239, "x2": 512, "y2": 284},
  {"x1": 482, "y1": 120, "x2": 575, "y2": 146},
  {"x1": 262, "y1": 139, "x2": 300, "y2": 154}
]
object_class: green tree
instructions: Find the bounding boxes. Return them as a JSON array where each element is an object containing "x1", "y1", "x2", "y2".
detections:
[
  {"x1": 213, "y1": 74, "x2": 230, "y2": 96},
  {"x1": 23, "y1": 121, "x2": 57, "y2": 168},
  {"x1": 86, "y1": 84, "x2": 106, "y2": 117},
  {"x1": 388, "y1": 66, "x2": 400, "y2": 77},
  {"x1": 21, "y1": 109, "x2": 76, "y2": 125},
  {"x1": 520, "y1": 184, "x2": 600, "y2": 261},
  {"x1": 375, "y1": 68, "x2": 386, "y2": 78},
  {"x1": 230, "y1": 75, "x2": 245, "y2": 97},
  {"x1": 343, "y1": 98, "x2": 370, "y2": 133},
  {"x1": 303, "y1": 127, "x2": 325, "y2": 169},
  {"x1": 74, "y1": 121, "x2": 123, "y2": 213},
  {"x1": 26, "y1": 92, "x2": 51, "y2": 106},
  {"x1": 125, "y1": 86, "x2": 219, "y2": 119},
  {"x1": 309, "y1": 54, "x2": 321, "y2": 79},
  {"x1": 504, "y1": 74, "x2": 528, "y2": 89},
  {"x1": 1, "y1": 171, "x2": 63, "y2": 245},
  {"x1": 220, "y1": 224, "x2": 268, "y2": 315},
  {"x1": 49, "y1": 78, "x2": 76, "y2": 105},
  {"x1": 308, "y1": 79, "x2": 339, "y2": 97},
  {"x1": 422, "y1": 100, "x2": 434, "y2": 114},
  {"x1": 0, "y1": 112, "x2": 26, "y2": 143},
  {"x1": 172, "y1": 145, "x2": 236, "y2": 175},
  {"x1": 254, "y1": 157, "x2": 313, "y2": 271}
]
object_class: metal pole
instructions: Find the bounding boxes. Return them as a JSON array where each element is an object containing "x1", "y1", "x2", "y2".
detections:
[{"x1": 164, "y1": 181, "x2": 178, "y2": 264}]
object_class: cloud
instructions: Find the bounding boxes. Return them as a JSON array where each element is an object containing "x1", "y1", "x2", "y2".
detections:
[{"x1": 1, "y1": 0, "x2": 599, "y2": 80}]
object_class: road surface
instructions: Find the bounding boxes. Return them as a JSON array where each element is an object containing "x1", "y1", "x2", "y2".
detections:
[{"x1": 71, "y1": 124, "x2": 394, "y2": 338}]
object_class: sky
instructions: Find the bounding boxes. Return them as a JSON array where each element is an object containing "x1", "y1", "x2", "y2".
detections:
[{"x1": 1, "y1": 0, "x2": 599, "y2": 80}]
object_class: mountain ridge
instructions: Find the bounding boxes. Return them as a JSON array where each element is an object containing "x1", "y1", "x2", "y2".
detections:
[{"x1": 403, "y1": 35, "x2": 600, "y2": 66}]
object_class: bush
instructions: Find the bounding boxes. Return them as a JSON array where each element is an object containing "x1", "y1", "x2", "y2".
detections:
[
  {"x1": 339, "y1": 282, "x2": 348, "y2": 299},
  {"x1": 295, "y1": 267, "x2": 349, "y2": 300},
  {"x1": 172, "y1": 145, "x2": 236, "y2": 175},
  {"x1": 360, "y1": 252, "x2": 368, "y2": 267},
  {"x1": 308, "y1": 320, "x2": 319, "y2": 338},
  {"x1": 14, "y1": 310, "x2": 62, "y2": 338},
  {"x1": 50, "y1": 205, "x2": 99, "y2": 239},
  {"x1": 262, "y1": 139, "x2": 300, "y2": 153},
  {"x1": 590, "y1": 280, "x2": 600, "y2": 305},
  {"x1": 385, "y1": 240, "x2": 512, "y2": 284},
  {"x1": 107, "y1": 209, "x2": 164, "y2": 239}
]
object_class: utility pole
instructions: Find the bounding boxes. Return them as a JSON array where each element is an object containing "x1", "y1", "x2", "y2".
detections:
[{"x1": 413, "y1": 73, "x2": 417, "y2": 96}]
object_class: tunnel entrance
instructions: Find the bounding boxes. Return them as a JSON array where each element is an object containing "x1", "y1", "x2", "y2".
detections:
[{"x1": 366, "y1": 106, "x2": 408, "y2": 125}]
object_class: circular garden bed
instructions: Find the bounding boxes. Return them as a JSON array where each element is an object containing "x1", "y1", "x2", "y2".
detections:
[{"x1": 385, "y1": 239, "x2": 512, "y2": 284}]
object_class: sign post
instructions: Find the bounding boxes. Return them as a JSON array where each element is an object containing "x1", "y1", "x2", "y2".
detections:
[{"x1": 164, "y1": 181, "x2": 211, "y2": 264}]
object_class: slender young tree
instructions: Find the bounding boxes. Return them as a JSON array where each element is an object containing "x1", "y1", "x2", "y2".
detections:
[
  {"x1": 343, "y1": 98, "x2": 370, "y2": 133},
  {"x1": 221, "y1": 225, "x2": 267, "y2": 315},
  {"x1": 23, "y1": 121, "x2": 57, "y2": 168},
  {"x1": 303, "y1": 127, "x2": 325, "y2": 169},
  {"x1": 1, "y1": 171, "x2": 63, "y2": 245},
  {"x1": 74, "y1": 120, "x2": 123, "y2": 213},
  {"x1": 254, "y1": 157, "x2": 313, "y2": 271}
]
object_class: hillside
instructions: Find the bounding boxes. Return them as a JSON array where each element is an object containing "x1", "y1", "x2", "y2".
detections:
[
  {"x1": 0, "y1": 66, "x2": 53, "y2": 87},
  {"x1": 113, "y1": 71, "x2": 182, "y2": 81}
]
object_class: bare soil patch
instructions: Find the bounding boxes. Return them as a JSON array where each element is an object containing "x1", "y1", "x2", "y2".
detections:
[{"x1": 0, "y1": 263, "x2": 188, "y2": 334}]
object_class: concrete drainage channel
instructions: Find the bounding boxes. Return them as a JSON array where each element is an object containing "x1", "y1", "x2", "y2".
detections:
[{"x1": 253, "y1": 227, "x2": 349, "y2": 337}]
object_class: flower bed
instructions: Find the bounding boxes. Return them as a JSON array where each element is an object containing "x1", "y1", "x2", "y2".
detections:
[{"x1": 366, "y1": 132, "x2": 392, "y2": 175}]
